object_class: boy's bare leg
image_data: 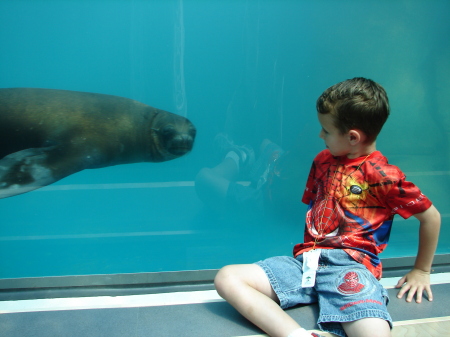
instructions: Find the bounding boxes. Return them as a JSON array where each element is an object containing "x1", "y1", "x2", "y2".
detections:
[
  {"x1": 342, "y1": 318, "x2": 391, "y2": 337},
  {"x1": 215, "y1": 264, "x2": 303, "y2": 337}
]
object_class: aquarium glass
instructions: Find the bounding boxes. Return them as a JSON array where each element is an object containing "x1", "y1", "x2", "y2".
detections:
[{"x1": 0, "y1": 0, "x2": 449, "y2": 279}]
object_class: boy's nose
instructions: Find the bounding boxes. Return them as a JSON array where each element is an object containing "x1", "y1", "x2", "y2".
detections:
[{"x1": 319, "y1": 130, "x2": 325, "y2": 139}]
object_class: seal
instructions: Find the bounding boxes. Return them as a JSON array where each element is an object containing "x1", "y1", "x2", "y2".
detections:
[{"x1": 0, "y1": 88, "x2": 196, "y2": 198}]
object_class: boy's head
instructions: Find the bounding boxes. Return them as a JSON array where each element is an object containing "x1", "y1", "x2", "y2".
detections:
[{"x1": 316, "y1": 77, "x2": 390, "y2": 144}]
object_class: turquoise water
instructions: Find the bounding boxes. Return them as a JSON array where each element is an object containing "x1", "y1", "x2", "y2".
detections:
[{"x1": 0, "y1": 0, "x2": 449, "y2": 278}]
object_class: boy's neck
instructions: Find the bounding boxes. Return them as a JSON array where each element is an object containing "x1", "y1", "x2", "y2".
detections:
[{"x1": 346, "y1": 141, "x2": 377, "y2": 159}]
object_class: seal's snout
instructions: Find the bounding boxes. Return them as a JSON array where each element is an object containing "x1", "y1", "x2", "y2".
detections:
[
  {"x1": 161, "y1": 122, "x2": 196, "y2": 156},
  {"x1": 168, "y1": 134, "x2": 195, "y2": 155}
]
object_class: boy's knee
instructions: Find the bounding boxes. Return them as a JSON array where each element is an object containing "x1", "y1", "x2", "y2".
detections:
[
  {"x1": 215, "y1": 264, "x2": 255, "y2": 300},
  {"x1": 214, "y1": 265, "x2": 236, "y2": 298}
]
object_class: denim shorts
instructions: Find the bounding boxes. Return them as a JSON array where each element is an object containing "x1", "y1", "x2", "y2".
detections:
[{"x1": 255, "y1": 249, "x2": 392, "y2": 337}]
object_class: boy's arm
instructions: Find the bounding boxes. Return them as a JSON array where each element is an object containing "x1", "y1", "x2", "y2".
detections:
[{"x1": 395, "y1": 204, "x2": 441, "y2": 303}]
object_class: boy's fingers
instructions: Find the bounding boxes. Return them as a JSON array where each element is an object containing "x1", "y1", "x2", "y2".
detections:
[
  {"x1": 426, "y1": 286, "x2": 433, "y2": 301},
  {"x1": 414, "y1": 287, "x2": 423, "y2": 303},
  {"x1": 395, "y1": 273, "x2": 433, "y2": 303},
  {"x1": 406, "y1": 286, "x2": 417, "y2": 302},
  {"x1": 396, "y1": 284, "x2": 409, "y2": 299},
  {"x1": 395, "y1": 277, "x2": 405, "y2": 288}
]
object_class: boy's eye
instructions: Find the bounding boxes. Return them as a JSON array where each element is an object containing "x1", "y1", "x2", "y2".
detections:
[{"x1": 322, "y1": 128, "x2": 328, "y2": 134}]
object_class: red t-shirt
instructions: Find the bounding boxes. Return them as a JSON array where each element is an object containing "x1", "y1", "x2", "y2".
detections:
[{"x1": 294, "y1": 149, "x2": 432, "y2": 279}]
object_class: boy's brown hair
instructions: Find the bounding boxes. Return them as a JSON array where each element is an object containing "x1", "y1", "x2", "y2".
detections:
[{"x1": 316, "y1": 77, "x2": 390, "y2": 143}]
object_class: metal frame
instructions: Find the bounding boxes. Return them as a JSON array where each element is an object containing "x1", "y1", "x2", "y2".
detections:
[{"x1": 1, "y1": 254, "x2": 449, "y2": 301}]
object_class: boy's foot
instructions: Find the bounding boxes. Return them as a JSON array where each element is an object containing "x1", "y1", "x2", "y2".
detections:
[{"x1": 214, "y1": 133, "x2": 255, "y2": 172}]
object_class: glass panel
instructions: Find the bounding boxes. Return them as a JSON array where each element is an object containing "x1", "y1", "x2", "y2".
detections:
[{"x1": 0, "y1": 0, "x2": 448, "y2": 279}]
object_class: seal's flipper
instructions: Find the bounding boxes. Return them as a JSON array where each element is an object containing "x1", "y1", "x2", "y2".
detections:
[{"x1": 0, "y1": 147, "x2": 59, "y2": 198}]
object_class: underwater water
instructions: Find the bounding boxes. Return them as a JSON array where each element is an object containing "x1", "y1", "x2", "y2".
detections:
[{"x1": 0, "y1": 0, "x2": 449, "y2": 278}]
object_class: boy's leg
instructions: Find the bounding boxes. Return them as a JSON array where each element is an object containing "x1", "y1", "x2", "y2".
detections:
[
  {"x1": 215, "y1": 264, "x2": 303, "y2": 337},
  {"x1": 342, "y1": 318, "x2": 391, "y2": 337}
]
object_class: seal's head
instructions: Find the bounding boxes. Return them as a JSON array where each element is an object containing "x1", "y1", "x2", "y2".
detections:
[{"x1": 149, "y1": 111, "x2": 196, "y2": 161}]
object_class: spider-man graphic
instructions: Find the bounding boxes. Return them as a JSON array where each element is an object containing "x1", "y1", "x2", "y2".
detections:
[
  {"x1": 294, "y1": 150, "x2": 432, "y2": 279},
  {"x1": 338, "y1": 271, "x2": 365, "y2": 294}
]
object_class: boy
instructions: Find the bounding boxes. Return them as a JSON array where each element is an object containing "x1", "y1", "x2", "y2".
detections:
[{"x1": 214, "y1": 77, "x2": 441, "y2": 337}]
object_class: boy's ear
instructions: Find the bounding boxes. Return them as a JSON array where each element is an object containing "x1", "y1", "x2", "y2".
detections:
[{"x1": 348, "y1": 129, "x2": 364, "y2": 145}]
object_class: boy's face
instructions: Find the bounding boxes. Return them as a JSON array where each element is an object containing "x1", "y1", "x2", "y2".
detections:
[{"x1": 318, "y1": 112, "x2": 351, "y2": 157}]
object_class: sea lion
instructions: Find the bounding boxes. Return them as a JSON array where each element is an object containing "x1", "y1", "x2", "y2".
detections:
[{"x1": 0, "y1": 88, "x2": 196, "y2": 199}]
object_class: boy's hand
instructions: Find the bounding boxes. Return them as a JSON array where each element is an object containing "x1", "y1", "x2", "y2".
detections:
[{"x1": 395, "y1": 268, "x2": 432, "y2": 303}]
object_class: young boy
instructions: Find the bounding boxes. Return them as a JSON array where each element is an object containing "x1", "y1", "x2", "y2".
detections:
[{"x1": 214, "y1": 77, "x2": 441, "y2": 337}]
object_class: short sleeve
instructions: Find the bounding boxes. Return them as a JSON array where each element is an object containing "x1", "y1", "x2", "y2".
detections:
[{"x1": 385, "y1": 177, "x2": 432, "y2": 219}]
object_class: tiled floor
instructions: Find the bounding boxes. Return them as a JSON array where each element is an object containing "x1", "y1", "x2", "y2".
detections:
[
  {"x1": 391, "y1": 317, "x2": 450, "y2": 337},
  {"x1": 0, "y1": 273, "x2": 449, "y2": 337}
]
